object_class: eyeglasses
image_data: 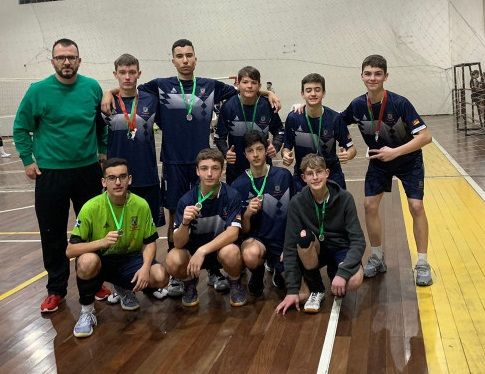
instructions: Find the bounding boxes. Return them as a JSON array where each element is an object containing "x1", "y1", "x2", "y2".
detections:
[
  {"x1": 105, "y1": 173, "x2": 129, "y2": 183},
  {"x1": 304, "y1": 169, "x2": 326, "y2": 178},
  {"x1": 52, "y1": 55, "x2": 79, "y2": 63}
]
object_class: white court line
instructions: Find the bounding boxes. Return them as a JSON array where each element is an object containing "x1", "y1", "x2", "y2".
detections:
[
  {"x1": 0, "y1": 189, "x2": 34, "y2": 193},
  {"x1": 317, "y1": 298, "x2": 342, "y2": 374},
  {"x1": 0, "y1": 159, "x2": 22, "y2": 166},
  {"x1": 0, "y1": 205, "x2": 34, "y2": 214},
  {"x1": 433, "y1": 138, "x2": 485, "y2": 201},
  {"x1": 0, "y1": 170, "x2": 26, "y2": 174},
  {"x1": 0, "y1": 239, "x2": 40, "y2": 243}
]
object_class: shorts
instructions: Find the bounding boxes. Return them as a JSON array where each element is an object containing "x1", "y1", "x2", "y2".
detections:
[
  {"x1": 185, "y1": 242, "x2": 222, "y2": 270},
  {"x1": 240, "y1": 237, "x2": 284, "y2": 273},
  {"x1": 162, "y1": 164, "x2": 198, "y2": 210},
  {"x1": 130, "y1": 184, "x2": 165, "y2": 227},
  {"x1": 365, "y1": 154, "x2": 425, "y2": 200},
  {"x1": 100, "y1": 253, "x2": 157, "y2": 290},
  {"x1": 318, "y1": 248, "x2": 348, "y2": 280}
]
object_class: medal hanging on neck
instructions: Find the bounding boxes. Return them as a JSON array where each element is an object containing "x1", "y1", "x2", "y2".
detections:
[
  {"x1": 239, "y1": 95, "x2": 260, "y2": 132},
  {"x1": 313, "y1": 194, "x2": 328, "y2": 241},
  {"x1": 304, "y1": 107, "x2": 323, "y2": 155},
  {"x1": 245, "y1": 165, "x2": 270, "y2": 201},
  {"x1": 178, "y1": 77, "x2": 197, "y2": 121},
  {"x1": 105, "y1": 191, "x2": 127, "y2": 236},
  {"x1": 116, "y1": 93, "x2": 138, "y2": 140},
  {"x1": 195, "y1": 184, "x2": 218, "y2": 210},
  {"x1": 366, "y1": 90, "x2": 388, "y2": 142}
]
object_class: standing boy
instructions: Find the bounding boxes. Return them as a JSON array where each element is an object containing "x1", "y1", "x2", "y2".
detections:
[
  {"x1": 215, "y1": 66, "x2": 284, "y2": 184},
  {"x1": 341, "y1": 55, "x2": 433, "y2": 286},
  {"x1": 282, "y1": 73, "x2": 355, "y2": 191}
]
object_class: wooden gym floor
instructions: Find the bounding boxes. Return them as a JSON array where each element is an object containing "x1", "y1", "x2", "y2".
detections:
[{"x1": 0, "y1": 115, "x2": 484, "y2": 373}]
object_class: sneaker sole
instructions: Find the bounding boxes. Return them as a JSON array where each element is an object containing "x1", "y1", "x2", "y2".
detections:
[
  {"x1": 304, "y1": 308, "x2": 320, "y2": 314},
  {"x1": 182, "y1": 299, "x2": 200, "y2": 307},
  {"x1": 363, "y1": 266, "x2": 387, "y2": 278},
  {"x1": 230, "y1": 299, "x2": 247, "y2": 307},
  {"x1": 416, "y1": 279, "x2": 433, "y2": 287},
  {"x1": 121, "y1": 303, "x2": 140, "y2": 311},
  {"x1": 73, "y1": 329, "x2": 93, "y2": 338}
]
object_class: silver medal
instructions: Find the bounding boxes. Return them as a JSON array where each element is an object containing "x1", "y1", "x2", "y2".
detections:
[
  {"x1": 257, "y1": 195, "x2": 263, "y2": 202},
  {"x1": 195, "y1": 202, "x2": 202, "y2": 209},
  {"x1": 186, "y1": 114, "x2": 193, "y2": 121},
  {"x1": 318, "y1": 234, "x2": 324, "y2": 241},
  {"x1": 118, "y1": 229, "x2": 124, "y2": 236}
]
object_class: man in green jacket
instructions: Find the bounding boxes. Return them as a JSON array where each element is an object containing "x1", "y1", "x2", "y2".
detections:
[{"x1": 13, "y1": 38, "x2": 108, "y2": 313}]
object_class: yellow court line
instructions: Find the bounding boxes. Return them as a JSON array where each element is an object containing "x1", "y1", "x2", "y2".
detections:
[
  {"x1": 0, "y1": 271, "x2": 47, "y2": 302},
  {"x1": 399, "y1": 142, "x2": 485, "y2": 374},
  {"x1": 0, "y1": 258, "x2": 75, "y2": 302}
]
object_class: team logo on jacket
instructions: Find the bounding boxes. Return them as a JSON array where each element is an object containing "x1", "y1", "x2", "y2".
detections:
[
  {"x1": 200, "y1": 88, "x2": 206, "y2": 96},
  {"x1": 387, "y1": 113, "x2": 394, "y2": 121},
  {"x1": 143, "y1": 106, "x2": 149, "y2": 113}
]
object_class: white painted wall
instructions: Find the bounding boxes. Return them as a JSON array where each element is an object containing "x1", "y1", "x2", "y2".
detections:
[{"x1": 1, "y1": 0, "x2": 485, "y2": 135}]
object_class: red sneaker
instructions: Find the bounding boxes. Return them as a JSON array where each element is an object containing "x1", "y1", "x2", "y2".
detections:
[
  {"x1": 95, "y1": 285, "x2": 111, "y2": 301},
  {"x1": 40, "y1": 295, "x2": 64, "y2": 313}
]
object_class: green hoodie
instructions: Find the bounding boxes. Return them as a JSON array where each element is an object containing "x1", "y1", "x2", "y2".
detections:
[{"x1": 13, "y1": 74, "x2": 107, "y2": 169}]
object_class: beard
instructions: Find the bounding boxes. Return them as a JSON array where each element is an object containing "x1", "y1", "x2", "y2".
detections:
[{"x1": 54, "y1": 64, "x2": 79, "y2": 79}]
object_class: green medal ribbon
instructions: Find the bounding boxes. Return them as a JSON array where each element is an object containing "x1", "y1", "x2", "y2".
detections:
[
  {"x1": 239, "y1": 95, "x2": 260, "y2": 131},
  {"x1": 245, "y1": 165, "x2": 270, "y2": 201},
  {"x1": 313, "y1": 194, "x2": 329, "y2": 241},
  {"x1": 178, "y1": 77, "x2": 197, "y2": 120},
  {"x1": 304, "y1": 108, "x2": 323, "y2": 154},
  {"x1": 195, "y1": 184, "x2": 218, "y2": 209},
  {"x1": 105, "y1": 191, "x2": 127, "y2": 236}
]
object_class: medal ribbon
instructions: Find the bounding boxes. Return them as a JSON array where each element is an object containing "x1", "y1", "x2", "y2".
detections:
[
  {"x1": 366, "y1": 90, "x2": 388, "y2": 138},
  {"x1": 313, "y1": 200, "x2": 327, "y2": 240},
  {"x1": 245, "y1": 165, "x2": 270, "y2": 198},
  {"x1": 178, "y1": 77, "x2": 197, "y2": 118},
  {"x1": 116, "y1": 94, "x2": 138, "y2": 132},
  {"x1": 304, "y1": 108, "x2": 323, "y2": 154},
  {"x1": 105, "y1": 191, "x2": 126, "y2": 232},
  {"x1": 239, "y1": 95, "x2": 260, "y2": 131},
  {"x1": 197, "y1": 184, "x2": 218, "y2": 208}
]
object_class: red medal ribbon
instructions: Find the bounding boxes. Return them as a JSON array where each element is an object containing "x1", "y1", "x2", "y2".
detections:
[
  {"x1": 366, "y1": 90, "x2": 388, "y2": 136},
  {"x1": 116, "y1": 93, "x2": 138, "y2": 132}
]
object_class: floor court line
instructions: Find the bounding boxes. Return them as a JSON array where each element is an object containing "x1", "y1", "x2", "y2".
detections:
[
  {"x1": 317, "y1": 298, "x2": 342, "y2": 374},
  {"x1": 0, "y1": 205, "x2": 34, "y2": 214}
]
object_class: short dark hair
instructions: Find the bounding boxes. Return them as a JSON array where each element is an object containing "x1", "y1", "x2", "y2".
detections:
[
  {"x1": 301, "y1": 73, "x2": 325, "y2": 92},
  {"x1": 52, "y1": 38, "x2": 79, "y2": 57},
  {"x1": 238, "y1": 66, "x2": 261, "y2": 83},
  {"x1": 362, "y1": 54, "x2": 387, "y2": 74},
  {"x1": 172, "y1": 39, "x2": 194, "y2": 54},
  {"x1": 114, "y1": 54, "x2": 139, "y2": 70},
  {"x1": 196, "y1": 148, "x2": 224, "y2": 167},
  {"x1": 300, "y1": 154, "x2": 327, "y2": 173},
  {"x1": 244, "y1": 130, "x2": 268, "y2": 150},
  {"x1": 102, "y1": 158, "x2": 129, "y2": 175}
]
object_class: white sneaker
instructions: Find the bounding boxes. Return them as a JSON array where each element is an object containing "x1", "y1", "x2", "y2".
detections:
[
  {"x1": 0, "y1": 153, "x2": 11, "y2": 158},
  {"x1": 107, "y1": 292, "x2": 120, "y2": 304},
  {"x1": 304, "y1": 292, "x2": 325, "y2": 313},
  {"x1": 152, "y1": 288, "x2": 169, "y2": 299}
]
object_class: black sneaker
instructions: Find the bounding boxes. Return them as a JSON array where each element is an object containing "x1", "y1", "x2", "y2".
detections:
[{"x1": 248, "y1": 265, "x2": 265, "y2": 297}]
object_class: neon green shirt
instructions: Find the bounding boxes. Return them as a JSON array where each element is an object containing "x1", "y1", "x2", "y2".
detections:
[{"x1": 71, "y1": 192, "x2": 157, "y2": 256}]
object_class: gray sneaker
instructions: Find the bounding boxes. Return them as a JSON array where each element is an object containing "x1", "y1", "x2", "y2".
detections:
[
  {"x1": 364, "y1": 254, "x2": 387, "y2": 278},
  {"x1": 167, "y1": 277, "x2": 184, "y2": 297},
  {"x1": 73, "y1": 311, "x2": 97, "y2": 338},
  {"x1": 114, "y1": 285, "x2": 140, "y2": 311},
  {"x1": 207, "y1": 269, "x2": 229, "y2": 292},
  {"x1": 415, "y1": 260, "x2": 433, "y2": 286},
  {"x1": 229, "y1": 278, "x2": 247, "y2": 307}
]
